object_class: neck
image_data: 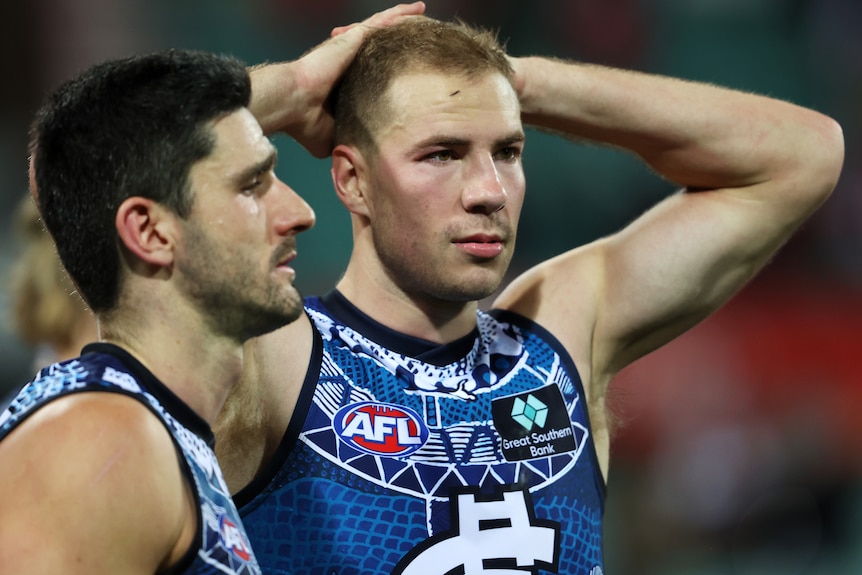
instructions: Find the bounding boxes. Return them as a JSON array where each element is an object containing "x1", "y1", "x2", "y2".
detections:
[
  {"x1": 336, "y1": 264, "x2": 479, "y2": 344},
  {"x1": 99, "y1": 315, "x2": 244, "y2": 425}
]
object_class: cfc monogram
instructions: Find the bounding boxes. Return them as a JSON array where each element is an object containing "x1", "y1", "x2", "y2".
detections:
[{"x1": 394, "y1": 489, "x2": 560, "y2": 574}]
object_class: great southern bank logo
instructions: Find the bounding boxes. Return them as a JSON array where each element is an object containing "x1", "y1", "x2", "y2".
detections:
[
  {"x1": 511, "y1": 394, "x2": 548, "y2": 431},
  {"x1": 492, "y1": 385, "x2": 578, "y2": 462},
  {"x1": 333, "y1": 401, "x2": 430, "y2": 457}
]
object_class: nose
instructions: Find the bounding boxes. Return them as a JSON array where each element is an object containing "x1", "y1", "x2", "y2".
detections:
[
  {"x1": 461, "y1": 155, "x2": 507, "y2": 215},
  {"x1": 273, "y1": 177, "x2": 315, "y2": 236}
]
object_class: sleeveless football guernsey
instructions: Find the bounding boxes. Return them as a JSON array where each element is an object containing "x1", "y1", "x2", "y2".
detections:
[
  {"x1": 0, "y1": 343, "x2": 262, "y2": 575},
  {"x1": 236, "y1": 292, "x2": 606, "y2": 574}
]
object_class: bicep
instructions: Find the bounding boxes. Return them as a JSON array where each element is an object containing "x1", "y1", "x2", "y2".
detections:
[
  {"x1": 595, "y1": 187, "x2": 793, "y2": 374},
  {"x1": 0, "y1": 393, "x2": 191, "y2": 574},
  {"x1": 498, "y1": 185, "x2": 798, "y2": 390}
]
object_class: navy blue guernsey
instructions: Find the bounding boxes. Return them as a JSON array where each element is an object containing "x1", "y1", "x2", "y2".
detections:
[
  {"x1": 0, "y1": 343, "x2": 262, "y2": 575},
  {"x1": 235, "y1": 291, "x2": 606, "y2": 574}
]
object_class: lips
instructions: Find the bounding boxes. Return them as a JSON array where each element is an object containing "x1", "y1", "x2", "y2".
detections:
[
  {"x1": 454, "y1": 233, "x2": 504, "y2": 258},
  {"x1": 277, "y1": 252, "x2": 295, "y2": 267},
  {"x1": 458, "y1": 233, "x2": 502, "y2": 244},
  {"x1": 272, "y1": 242, "x2": 297, "y2": 271}
]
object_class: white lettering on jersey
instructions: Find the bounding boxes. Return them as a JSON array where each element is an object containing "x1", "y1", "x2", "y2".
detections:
[
  {"x1": 395, "y1": 490, "x2": 559, "y2": 574},
  {"x1": 341, "y1": 412, "x2": 423, "y2": 445}
]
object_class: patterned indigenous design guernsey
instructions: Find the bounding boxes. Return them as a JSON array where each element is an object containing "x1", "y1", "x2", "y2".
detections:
[
  {"x1": 0, "y1": 343, "x2": 261, "y2": 575},
  {"x1": 236, "y1": 292, "x2": 606, "y2": 575}
]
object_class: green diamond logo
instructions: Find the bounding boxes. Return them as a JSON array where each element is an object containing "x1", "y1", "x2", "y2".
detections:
[{"x1": 511, "y1": 394, "x2": 548, "y2": 431}]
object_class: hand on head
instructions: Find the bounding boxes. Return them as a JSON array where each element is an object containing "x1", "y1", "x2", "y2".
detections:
[{"x1": 276, "y1": 2, "x2": 426, "y2": 158}]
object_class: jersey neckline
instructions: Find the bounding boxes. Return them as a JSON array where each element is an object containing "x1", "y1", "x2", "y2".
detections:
[
  {"x1": 80, "y1": 342, "x2": 215, "y2": 445},
  {"x1": 318, "y1": 290, "x2": 479, "y2": 367}
]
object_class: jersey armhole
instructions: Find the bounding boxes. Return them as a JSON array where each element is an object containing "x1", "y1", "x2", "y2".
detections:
[{"x1": 489, "y1": 308, "x2": 608, "y2": 499}]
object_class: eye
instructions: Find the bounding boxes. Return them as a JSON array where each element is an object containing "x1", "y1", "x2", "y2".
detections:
[
  {"x1": 495, "y1": 146, "x2": 522, "y2": 162},
  {"x1": 241, "y1": 179, "x2": 262, "y2": 195},
  {"x1": 241, "y1": 170, "x2": 274, "y2": 196},
  {"x1": 425, "y1": 149, "x2": 456, "y2": 163}
]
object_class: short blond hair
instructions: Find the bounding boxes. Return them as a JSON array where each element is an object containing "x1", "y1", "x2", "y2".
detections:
[{"x1": 333, "y1": 16, "x2": 513, "y2": 156}]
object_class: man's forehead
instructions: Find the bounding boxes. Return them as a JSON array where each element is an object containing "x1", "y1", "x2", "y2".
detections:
[
  {"x1": 210, "y1": 108, "x2": 265, "y2": 147},
  {"x1": 208, "y1": 110, "x2": 272, "y2": 160},
  {"x1": 387, "y1": 69, "x2": 515, "y2": 103},
  {"x1": 380, "y1": 71, "x2": 521, "y2": 139},
  {"x1": 192, "y1": 109, "x2": 274, "y2": 180}
]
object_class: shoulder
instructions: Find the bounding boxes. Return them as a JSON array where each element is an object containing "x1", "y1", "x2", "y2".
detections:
[
  {"x1": 495, "y1": 244, "x2": 606, "y2": 342},
  {"x1": 495, "y1": 241, "x2": 606, "y2": 317},
  {"x1": 2, "y1": 391, "x2": 176, "y2": 474},
  {"x1": 0, "y1": 392, "x2": 193, "y2": 573}
]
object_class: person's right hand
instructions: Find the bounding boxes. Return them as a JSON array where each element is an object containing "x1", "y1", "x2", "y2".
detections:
[{"x1": 254, "y1": 2, "x2": 425, "y2": 158}]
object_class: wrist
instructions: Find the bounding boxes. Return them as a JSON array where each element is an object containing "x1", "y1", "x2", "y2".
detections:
[
  {"x1": 514, "y1": 56, "x2": 558, "y2": 117},
  {"x1": 248, "y1": 61, "x2": 304, "y2": 136}
]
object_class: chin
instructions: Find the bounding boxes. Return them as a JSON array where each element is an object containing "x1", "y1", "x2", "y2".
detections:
[
  {"x1": 435, "y1": 279, "x2": 503, "y2": 303},
  {"x1": 243, "y1": 312, "x2": 297, "y2": 341},
  {"x1": 240, "y1": 297, "x2": 305, "y2": 340}
]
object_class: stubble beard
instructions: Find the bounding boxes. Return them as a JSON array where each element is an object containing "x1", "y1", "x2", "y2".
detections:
[
  {"x1": 200, "y1": 279, "x2": 304, "y2": 342},
  {"x1": 178, "y1": 230, "x2": 304, "y2": 341},
  {"x1": 367, "y1": 195, "x2": 517, "y2": 306},
  {"x1": 376, "y1": 238, "x2": 512, "y2": 305}
]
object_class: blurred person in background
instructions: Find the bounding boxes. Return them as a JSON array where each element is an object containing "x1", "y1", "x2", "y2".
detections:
[
  {"x1": 8, "y1": 194, "x2": 98, "y2": 371},
  {"x1": 213, "y1": 5, "x2": 844, "y2": 575}
]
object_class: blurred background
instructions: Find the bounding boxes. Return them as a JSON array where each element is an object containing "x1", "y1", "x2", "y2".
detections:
[{"x1": 0, "y1": 0, "x2": 859, "y2": 572}]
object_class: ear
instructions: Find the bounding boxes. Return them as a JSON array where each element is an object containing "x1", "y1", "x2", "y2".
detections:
[
  {"x1": 115, "y1": 197, "x2": 176, "y2": 268},
  {"x1": 331, "y1": 144, "x2": 370, "y2": 217}
]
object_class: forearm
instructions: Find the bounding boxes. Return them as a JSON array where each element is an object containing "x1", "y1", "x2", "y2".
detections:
[
  {"x1": 248, "y1": 59, "x2": 337, "y2": 158},
  {"x1": 248, "y1": 62, "x2": 296, "y2": 135},
  {"x1": 515, "y1": 57, "x2": 843, "y2": 200}
]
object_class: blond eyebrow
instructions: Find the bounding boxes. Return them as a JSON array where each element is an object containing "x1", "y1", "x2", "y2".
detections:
[
  {"x1": 409, "y1": 130, "x2": 525, "y2": 153},
  {"x1": 233, "y1": 147, "x2": 278, "y2": 186},
  {"x1": 498, "y1": 130, "x2": 527, "y2": 147}
]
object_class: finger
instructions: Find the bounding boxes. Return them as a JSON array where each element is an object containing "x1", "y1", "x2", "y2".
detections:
[
  {"x1": 331, "y1": 2, "x2": 425, "y2": 38},
  {"x1": 364, "y1": 1, "x2": 425, "y2": 27},
  {"x1": 331, "y1": 23, "x2": 358, "y2": 38}
]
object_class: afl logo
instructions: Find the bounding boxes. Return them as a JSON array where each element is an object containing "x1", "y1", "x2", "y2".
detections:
[
  {"x1": 333, "y1": 401, "x2": 429, "y2": 457},
  {"x1": 218, "y1": 515, "x2": 252, "y2": 561}
]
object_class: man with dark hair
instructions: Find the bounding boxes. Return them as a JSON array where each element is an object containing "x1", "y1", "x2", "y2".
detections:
[
  {"x1": 0, "y1": 48, "x2": 316, "y2": 573},
  {"x1": 216, "y1": 10, "x2": 844, "y2": 575}
]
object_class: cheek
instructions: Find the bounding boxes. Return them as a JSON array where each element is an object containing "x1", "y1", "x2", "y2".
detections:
[
  {"x1": 380, "y1": 204, "x2": 433, "y2": 245},
  {"x1": 371, "y1": 181, "x2": 428, "y2": 230},
  {"x1": 503, "y1": 171, "x2": 526, "y2": 213},
  {"x1": 245, "y1": 203, "x2": 261, "y2": 218},
  {"x1": 236, "y1": 195, "x2": 262, "y2": 217},
  {"x1": 508, "y1": 189, "x2": 525, "y2": 219},
  {"x1": 370, "y1": 165, "x2": 456, "y2": 243},
  {"x1": 373, "y1": 201, "x2": 442, "y2": 266}
]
